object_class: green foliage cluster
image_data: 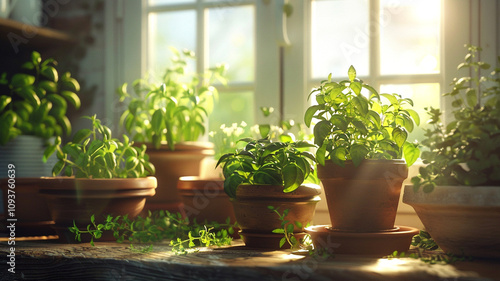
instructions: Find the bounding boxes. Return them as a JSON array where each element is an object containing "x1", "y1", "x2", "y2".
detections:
[
  {"x1": 412, "y1": 45, "x2": 500, "y2": 192},
  {"x1": 304, "y1": 65, "x2": 420, "y2": 167},
  {"x1": 117, "y1": 47, "x2": 227, "y2": 150},
  {"x1": 216, "y1": 138, "x2": 317, "y2": 198},
  {"x1": 0, "y1": 51, "x2": 81, "y2": 145},
  {"x1": 46, "y1": 115, "x2": 155, "y2": 178},
  {"x1": 69, "y1": 210, "x2": 235, "y2": 254},
  {"x1": 268, "y1": 206, "x2": 311, "y2": 250}
]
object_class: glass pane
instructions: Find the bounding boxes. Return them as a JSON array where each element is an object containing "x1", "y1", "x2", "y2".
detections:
[
  {"x1": 149, "y1": 0, "x2": 195, "y2": 6},
  {"x1": 380, "y1": 83, "x2": 440, "y2": 142},
  {"x1": 311, "y1": 0, "x2": 369, "y2": 79},
  {"x1": 380, "y1": 0, "x2": 440, "y2": 75},
  {"x1": 207, "y1": 5, "x2": 255, "y2": 82},
  {"x1": 209, "y1": 91, "x2": 255, "y2": 135},
  {"x1": 148, "y1": 11, "x2": 196, "y2": 76}
]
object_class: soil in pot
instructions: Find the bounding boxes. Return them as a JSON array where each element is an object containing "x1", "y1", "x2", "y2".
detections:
[{"x1": 318, "y1": 160, "x2": 408, "y2": 232}]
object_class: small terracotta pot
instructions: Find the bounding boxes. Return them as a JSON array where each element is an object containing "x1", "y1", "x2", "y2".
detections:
[
  {"x1": 177, "y1": 176, "x2": 236, "y2": 224},
  {"x1": 403, "y1": 185, "x2": 500, "y2": 258},
  {"x1": 0, "y1": 178, "x2": 55, "y2": 236},
  {"x1": 318, "y1": 160, "x2": 408, "y2": 232},
  {"x1": 39, "y1": 177, "x2": 157, "y2": 242},
  {"x1": 138, "y1": 142, "x2": 213, "y2": 213},
  {"x1": 231, "y1": 184, "x2": 321, "y2": 249}
]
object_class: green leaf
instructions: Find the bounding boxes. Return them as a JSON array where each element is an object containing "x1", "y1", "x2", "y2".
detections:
[
  {"x1": 466, "y1": 88, "x2": 477, "y2": 107},
  {"x1": 352, "y1": 95, "x2": 368, "y2": 114},
  {"x1": 331, "y1": 147, "x2": 347, "y2": 167},
  {"x1": 60, "y1": 91, "x2": 81, "y2": 109},
  {"x1": 304, "y1": 105, "x2": 322, "y2": 127},
  {"x1": 0, "y1": 96, "x2": 12, "y2": 112},
  {"x1": 279, "y1": 237, "x2": 287, "y2": 248},
  {"x1": 151, "y1": 109, "x2": 165, "y2": 134},
  {"x1": 313, "y1": 120, "x2": 332, "y2": 147},
  {"x1": 224, "y1": 173, "x2": 245, "y2": 198},
  {"x1": 41, "y1": 65, "x2": 58, "y2": 82},
  {"x1": 381, "y1": 93, "x2": 399, "y2": 105},
  {"x1": 286, "y1": 223, "x2": 294, "y2": 234},
  {"x1": 392, "y1": 127, "x2": 408, "y2": 148},
  {"x1": 347, "y1": 65, "x2": 356, "y2": 82},
  {"x1": 17, "y1": 87, "x2": 40, "y2": 106},
  {"x1": 350, "y1": 144, "x2": 369, "y2": 167},
  {"x1": 405, "y1": 109, "x2": 420, "y2": 126},
  {"x1": 72, "y1": 128, "x2": 92, "y2": 143},
  {"x1": 11, "y1": 74, "x2": 35, "y2": 88},
  {"x1": 272, "y1": 229, "x2": 285, "y2": 234},
  {"x1": 350, "y1": 81, "x2": 362, "y2": 95},
  {"x1": 282, "y1": 164, "x2": 305, "y2": 193},
  {"x1": 259, "y1": 124, "x2": 271, "y2": 138},
  {"x1": 403, "y1": 142, "x2": 420, "y2": 167}
]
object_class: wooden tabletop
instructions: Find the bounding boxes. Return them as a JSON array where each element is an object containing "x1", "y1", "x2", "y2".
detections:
[{"x1": 1, "y1": 239, "x2": 499, "y2": 281}]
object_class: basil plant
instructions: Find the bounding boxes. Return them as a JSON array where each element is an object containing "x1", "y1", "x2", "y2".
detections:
[
  {"x1": 46, "y1": 115, "x2": 155, "y2": 179},
  {"x1": 117, "y1": 47, "x2": 227, "y2": 150},
  {"x1": 304, "y1": 66, "x2": 420, "y2": 167},
  {"x1": 216, "y1": 138, "x2": 317, "y2": 198}
]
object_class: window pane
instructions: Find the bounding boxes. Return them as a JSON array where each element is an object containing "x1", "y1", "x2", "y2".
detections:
[
  {"x1": 148, "y1": 11, "x2": 196, "y2": 76},
  {"x1": 380, "y1": 83, "x2": 440, "y2": 142},
  {"x1": 380, "y1": 0, "x2": 440, "y2": 75},
  {"x1": 209, "y1": 91, "x2": 255, "y2": 133},
  {"x1": 207, "y1": 5, "x2": 255, "y2": 82},
  {"x1": 149, "y1": 0, "x2": 195, "y2": 6},
  {"x1": 311, "y1": 0, "x2": 369, "y2": 79}
]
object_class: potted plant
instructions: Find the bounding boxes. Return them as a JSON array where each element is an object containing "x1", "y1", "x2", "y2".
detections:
[
  {"x1": 39, "y1": 115, "x2": 157, "y2": 242},
  {"x1": 216, "y1": 137, "x2": 321, "y2": 249},
  {"x1": 117, "y1": 47, "x2": 226, "y2": 212},
  {"x1": 404, "y1": 45, "x2": 500, "y2": 258},
  {"x1": 0, "y1": 51, "x2": 81, "y2": 236},
  {"x1": 304, "y1": 65, "x2": 420, "y2": 233}
]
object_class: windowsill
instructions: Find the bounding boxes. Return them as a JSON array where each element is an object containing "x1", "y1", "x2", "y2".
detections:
[{"x1": 1, "y1": 239, "x2": 498, "y2": 280}]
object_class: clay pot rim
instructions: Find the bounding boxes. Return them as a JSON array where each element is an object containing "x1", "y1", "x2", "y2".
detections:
[
  {"x1": 305, "y1": 225, "x2": 419, "y2": 237},
  {"x1": 319, "y1": 159, "x2": 407, "y2": 167},
  {"x1": 234, "y1": 183, "x2": 321, "y2": 199},
  {"x1": 403, "y1": 184, "x2": 500, "y2": 207},
  {"x1": 135, "y1": 141, "x2": 214, "y2": 154},
  {"x1": 39, "y1": 176, "x2": 157, "y2": 191},
  {"x1": 177, "y1": 176, "x2": 225, "y2": 193}
]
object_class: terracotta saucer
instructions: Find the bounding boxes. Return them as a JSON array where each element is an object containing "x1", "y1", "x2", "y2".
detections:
[
  {"x1": 239, "y1": 231, "x2": 307, "y2": 250},
  {"x1": 305, "y1": 225, "x2": 419, "y2": 256}
]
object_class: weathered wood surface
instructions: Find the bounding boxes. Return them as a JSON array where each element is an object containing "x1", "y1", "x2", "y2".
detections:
[{"x1": 1, "y1": 240, "x2": 499, "y2": 281}]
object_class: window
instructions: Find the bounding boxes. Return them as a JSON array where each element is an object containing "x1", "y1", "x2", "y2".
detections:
[
  {"x1": 111, "y1": 0, "x2": 498, "y2": 142},
  {"x1": 146, "y1": 0, "x2": 257, "y2": 134}
]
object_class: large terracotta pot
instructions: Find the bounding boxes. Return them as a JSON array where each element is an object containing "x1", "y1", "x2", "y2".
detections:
[
  {"x1": 403, "y1": 185, "x2": 500, "y2": 258},
  {"x1": 177, "y1": 176, "x2": 236, "y2": 224},
  {"x1": 0, "y1": 178, "x2": 55, "y2": 236},
  {"x1": 232, "y1": 184, "x2": 321, "y2": 249},
  {"x1": 139, "y1": 142, "x2": 213, "y2": 213},
  {"x1": 39, "y1": 177, "x2": 157, "y2": 242},
  {"x1": 318, "y1": 160, "x2": 408, "y2": 232}
]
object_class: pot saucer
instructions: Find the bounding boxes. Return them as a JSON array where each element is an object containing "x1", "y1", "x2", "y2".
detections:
[
  {"x1": 239, "y1": 230, "x2": 307, "y2": 250},
  {"x1": 305, "y1": 225, "x2": 419, "y2": 256}
]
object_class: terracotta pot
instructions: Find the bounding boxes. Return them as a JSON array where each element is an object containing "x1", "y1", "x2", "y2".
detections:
[
  {"x1": 0, "y1": 178, "x2": 55, "y2": 236},
  {"x1": 177, "y1": 176, "x2": 236, "y2": 224},
  {"x1": 231, "y1": 184, "x2": 321, "y2": 249},
  {"x1": 318, "y1": 160, "x2": 408, "y2": 232},
  {"x1": 403, "y1": 185, "x2": 500, "y2": 258},
  {"x1": 139, "y1": 142, "x2": 213, "y2": 213},
  {"x1": 39, "y1": 177, "x2": 157, "y2": 242}
]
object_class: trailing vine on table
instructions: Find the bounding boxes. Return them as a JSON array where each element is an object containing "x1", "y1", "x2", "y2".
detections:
[{"x1": 69, "y1": 210, "x2": 236, "y2": 254}]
